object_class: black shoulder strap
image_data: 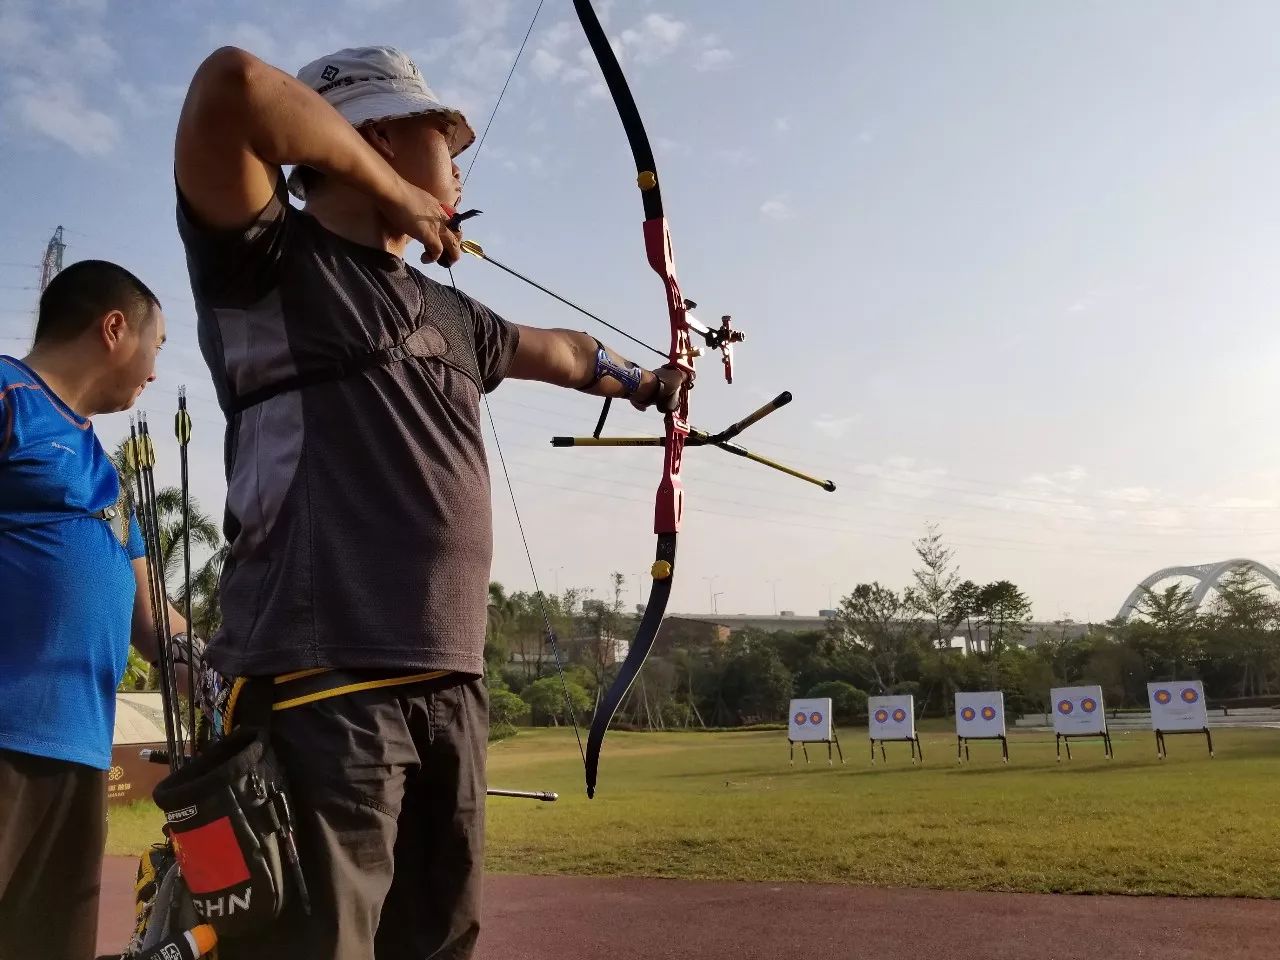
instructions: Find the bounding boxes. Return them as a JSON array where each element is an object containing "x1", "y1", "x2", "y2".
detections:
[
  {"x1": 228, "y1": 278, "x2": 484, "y2": 415},
  {"x1": 229, "y1": 331, "x2": 438, "y2": 414}
]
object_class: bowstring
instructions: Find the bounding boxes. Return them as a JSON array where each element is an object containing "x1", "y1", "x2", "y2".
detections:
[
  {"x1": 450, "y1": 272, "x2": 586, "y2": 764},
  {"x1": 447, "y1": 0, "x2": 585, "y2": 764},
  {"x1": 461, "y1": 0, "x2": 547, "y2": 186}
]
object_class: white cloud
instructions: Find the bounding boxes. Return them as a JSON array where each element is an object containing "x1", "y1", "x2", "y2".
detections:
[
  {"x1": 695, "y1": 46, "x2": 732, "y2": 72},
  {"x1": 13, "y1": 78, "x2": 118, "y2": 155},
  {"x1": 619, "y1": 13, "x2": 688, "y2": 64},
  {"x1": 541, "y1": 20, "x2": 578, "y2": 50},
  {"x1": 857, "y1": 458, "x2": 950, "y2": 489},
  {"x1": 1023, "y1": 466, "x2": 1087, "y2": 490},
  {"x1": 69, "y1": 32, "x2": 117, "y2": 73},
  {"x1": 813, "y1": 414, "x2": 859, "y2": 439},
  {"x1": 457, "y1": 0, "x2": 513, "y2": 38},
  {"x1": 218, "y1": 22, "x2": 279, "y2": 62},
  {"x1": 760, "y1": 197, "x2": 793, "y2": 221},
  {"x1": 774, "y1": 117, "x2": 791, "y2": 134},
  {"x1": 716, "y1": 147, "x2": 754, "y2": 167},
  {"x1": 1208, "y1": 496, "x2": 1276, "y2": 511},
  {"x1": 117, "y1": 81, "x2": 152, "y2": 118},
  {"x1": 0, "y1": 0, "x2": 128, "y2": 155},
  {"x1": 115, "y1": 80, "x2": 185, "y2": 120},
  {"x1": 0, "y1": 2, "x2": 42, "y2": 64},
  {"x1": 53, "y1": 0, "x2": 106, "y2": 13},
  {"x1": 531, "y1": 48, "x2": 564, "y2": 80},
  {"x1": 1101, "y1": 486, "x2": 1155, "y2": 504}
]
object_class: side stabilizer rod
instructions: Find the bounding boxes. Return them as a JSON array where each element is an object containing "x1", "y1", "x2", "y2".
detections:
[{"x1": 551, "y1": 391, "x2": 836, "y2": 492}]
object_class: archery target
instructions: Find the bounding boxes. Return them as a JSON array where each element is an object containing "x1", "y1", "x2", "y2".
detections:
[
  {"x1": 868, "y1": 695, "x2": 915, "y2": 740},
  {"x1": 955, "y1": 691, "x2": 1006, "y2": 738},
  {"x1": 1050, "y1": 685, "x2": 1107, "y2": 735},
  {"x1": 1147, "y1": 681, "x2": 1208, "y2": 732},
  {"x1": 788, "y1": 698, "x2": 833, "y2": 742}
]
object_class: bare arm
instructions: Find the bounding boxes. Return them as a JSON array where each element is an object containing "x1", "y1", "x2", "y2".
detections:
[
  {"x1": 507, "y1": 326, "x2": 682, "y2": 409},
  {"x1": 175, "y1": 47, "x2": 397, "y2": 227},
  {"x1": 130, "y1": 557, "x2": 192, "y2": 697},
  {"x1": 175, "y1": 46, "x2": 455, "y2": 262}
]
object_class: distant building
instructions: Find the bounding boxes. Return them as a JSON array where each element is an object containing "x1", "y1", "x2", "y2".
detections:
[
  {"x1": 661, "y1": 611, "x2": 1091, "y2": 653},
  {"x1": 110, "y1": 693, "x2": 170, "y2": 805}
]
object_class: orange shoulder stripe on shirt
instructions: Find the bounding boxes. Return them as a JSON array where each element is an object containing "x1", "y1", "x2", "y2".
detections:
[{"x1": 0, "y1": 359, "x2": 90, "y2": 432}]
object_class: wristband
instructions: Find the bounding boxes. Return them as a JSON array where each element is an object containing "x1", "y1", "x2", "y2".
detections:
[{"x1": 578, "y1": 338, "x2": 644, "y2": 397}]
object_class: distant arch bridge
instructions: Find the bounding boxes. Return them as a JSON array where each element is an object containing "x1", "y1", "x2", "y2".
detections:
[{"x1": 1114, "y1": 557, "x2": 1280, "y2": 621}]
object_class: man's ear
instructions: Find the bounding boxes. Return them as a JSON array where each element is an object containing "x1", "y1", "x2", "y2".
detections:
[
  {"x1": 361, "y1": 121, "x2": 396, "y2": 162},
  {"x1": 100, "y1": 309, "x2": 127, "y2": 351}
]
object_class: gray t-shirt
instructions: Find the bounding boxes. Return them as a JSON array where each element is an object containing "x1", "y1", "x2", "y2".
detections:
[{"x1": 176, "y1": 174, "x2": 519, "y2": 678}]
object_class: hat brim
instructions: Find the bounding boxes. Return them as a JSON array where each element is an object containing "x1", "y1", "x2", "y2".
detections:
[{"x1": 286, "y1": 92, "x2": 476, "y2": 201}]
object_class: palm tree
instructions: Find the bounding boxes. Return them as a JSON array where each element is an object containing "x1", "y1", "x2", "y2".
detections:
[
  {"x1": 486, "y1": 581, "x2": 518, "y2": 667},
  {"x1": 109, "y1": 438, "x2": 227, "y2": 645}
]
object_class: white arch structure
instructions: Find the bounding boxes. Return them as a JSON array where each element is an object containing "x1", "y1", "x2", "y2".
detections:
[{"x1": 1114, "y1": 558, "x2": 1280, "y2": 621}]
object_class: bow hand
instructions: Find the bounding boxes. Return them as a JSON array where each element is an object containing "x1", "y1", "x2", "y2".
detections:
[{"x1": 631, "y1": 365, "x2": 690, "y2": 413}]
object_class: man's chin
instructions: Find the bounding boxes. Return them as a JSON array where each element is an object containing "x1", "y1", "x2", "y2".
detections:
[{"x1": 117, "y1": 387, "x2": 145, "y2": 412}]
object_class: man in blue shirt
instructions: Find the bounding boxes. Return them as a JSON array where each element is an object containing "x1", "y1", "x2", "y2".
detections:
[{"x1": 0, "y1": 259, "x2": 185, "y2": 960}]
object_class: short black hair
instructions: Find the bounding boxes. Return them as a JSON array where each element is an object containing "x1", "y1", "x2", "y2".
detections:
[{"x1": 34, "y1": 259, "x2": 161, "y2": 345}]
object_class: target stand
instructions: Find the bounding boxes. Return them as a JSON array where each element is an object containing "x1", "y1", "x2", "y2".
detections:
[
  {"x1": 957, "y1": 734, "x2": 1009, "y2": 764},
  {"x1": 789, "y1": 734, "x2": 845, "y2": 766},
  {"x1": 1155, "y1": 726, "x2": 1214, "y2": 759},
  {"x1": 787, "y1": 698, "x2": 841, "y2": 766},
  {"x1": 1055, "y1": 729, "x2": 1113, "y2": 761},
  {"x1": 870, "y1": 735, "x2": 923, "y2": 765},
  {"x1": 1148, "y1": 682, "x2": 1212, "y2": 759}
]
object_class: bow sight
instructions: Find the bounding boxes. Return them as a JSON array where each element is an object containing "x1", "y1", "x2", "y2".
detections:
[{"x1": 682, "y1": 300, "x2": 745, "y2": 385}]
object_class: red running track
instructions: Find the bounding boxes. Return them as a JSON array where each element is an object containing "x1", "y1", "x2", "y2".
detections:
[{"x1": 97, "y1": 856, "x2": 1280, "y2": 959}]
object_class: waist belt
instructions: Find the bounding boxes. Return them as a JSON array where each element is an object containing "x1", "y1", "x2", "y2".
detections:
[{"x1": 225, "y1": 668, "x2": 453, "y2": 730}]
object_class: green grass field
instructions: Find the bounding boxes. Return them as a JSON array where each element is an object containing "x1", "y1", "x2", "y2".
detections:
[{"x1": 109, "y1": 724, "x2": 1280, "y2": 898}]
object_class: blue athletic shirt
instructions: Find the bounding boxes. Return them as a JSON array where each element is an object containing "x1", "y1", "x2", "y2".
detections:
[{"x1": 0, "y1": 355, "x2": 145, "y2": 769}]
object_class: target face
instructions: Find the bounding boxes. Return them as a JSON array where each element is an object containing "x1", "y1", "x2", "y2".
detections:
[
  {"x1": 955, "y1": 692, "x2": 1006, "y2": 738},
  {"x1": 788, "y1": 698, "x2": 833, "y2": 742},
  {"x1": 1051, "y1": 685, "x2": 1107, "y2": 734},
  {"x1": 1147, "y1": 681, "x2": 1207, "y2": 732},
  {"x1": 868, "y1": 695, "x2": 916, "y2": 741}
]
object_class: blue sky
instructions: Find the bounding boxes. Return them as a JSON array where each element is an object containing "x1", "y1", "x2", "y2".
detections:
[{"x1": 5, "y1": 0, "x2": 1280, "y2": 622}]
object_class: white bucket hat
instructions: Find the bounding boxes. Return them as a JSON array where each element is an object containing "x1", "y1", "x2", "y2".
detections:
[{"x1": 287, "y1": 45, "x2": 475, "y2": 200}]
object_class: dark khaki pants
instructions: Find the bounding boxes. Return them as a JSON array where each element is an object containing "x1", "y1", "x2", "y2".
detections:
[
  {"x1": 0, "y1": 748, "x2": 106, "y2": 960},
  {"x1": 218, "y1": 675, "x2": 488, "y2": 960}
]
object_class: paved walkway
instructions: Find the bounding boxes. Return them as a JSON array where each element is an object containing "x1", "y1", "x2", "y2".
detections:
[{"x1": 97, "y1": 856, "x2": 1280, "y2": 959}]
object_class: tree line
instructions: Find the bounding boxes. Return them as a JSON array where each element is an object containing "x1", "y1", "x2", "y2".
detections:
[
  {"x1": 485, "y1": 525, "x2": 1280, "y2": 737},
  {"x1": 110, "y1": 476, "x2": 1280, "y2": 734}
]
